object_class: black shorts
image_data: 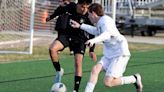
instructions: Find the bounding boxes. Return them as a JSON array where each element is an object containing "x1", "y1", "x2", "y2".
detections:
[
  {"x1": 56, "y1": 35, "x2": 86, "y2": 55},
  {"x1": 56, "y1": 34, "x2": 70, "y2": 48},
  {"x1": 69, "y1": 40, "x2": 86, "y2": 55}
]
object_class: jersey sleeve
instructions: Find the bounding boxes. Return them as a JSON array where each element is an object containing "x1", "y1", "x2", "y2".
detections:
[
  {"x1": 90, "y1": 30, "x2": 111, "y2": 44},
  {"x1": 89, "y1": 21, "x2": 120, "y2": 44},
  {"x1": 49, "y1": 6, "x2": 63, "y2": 20},
  {"x1": 80, "y1": 24, "x2": 98, "y2": 35},
  {"x1": 49, "y1": 2, "x2": 76, "y2": 20}
]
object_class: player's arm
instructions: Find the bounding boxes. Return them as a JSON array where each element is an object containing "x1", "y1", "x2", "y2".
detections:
[
  {"x1": 85, "y1": 24, "x2": 113, "y2": 47},
  {"x1": 70, "y1": 20, "x2": 98, "y2": 35},
  {"x1": 89, "y1": 31, "x2": 111, "y2": 43},
  {"x1": 46, "y1": 6, "x2": 64, "y2": 22},
  {"x1": 88, "y1": 44, "x2": 97, "y2": 62},
  {"x1": 46, "y1": 2, "x2": 75, "y2": 22},
  {"x1": 80, "y1": 24, "x2": 98, "y2": 35}
]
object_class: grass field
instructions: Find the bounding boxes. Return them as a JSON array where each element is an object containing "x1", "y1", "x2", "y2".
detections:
[{"x1": 0, "y1": 44, "x2": 164, "y2": 92}]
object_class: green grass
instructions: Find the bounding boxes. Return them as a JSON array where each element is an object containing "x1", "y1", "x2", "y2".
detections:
[
  {"x1": 0, "y1": 34, "x2": 27, "y2": 41},
  {"x1": 1, "y1": 43, "x2": 164, "y2": 63},
  {"x1": 0, "y1": 47, "x2": 164, "y2": 92}
]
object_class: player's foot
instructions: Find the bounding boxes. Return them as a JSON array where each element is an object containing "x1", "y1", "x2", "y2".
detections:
[
  {"x1": 70, "y1": 51, "x2": 74, "y2": 55},
  {"x1": 89, "y1": 52, "x2": 97, "y2": 62},
  {"x1": 134, "y1": 73, "x2": 143, "y2": 92},
  {"x1": 57, "y1": 51, "x2": 61, "y2": 54},
  {"x1": 54, "y1": 68, "x2": 64, "y2": 83},
  {"x1": 73, "y1": 90, "x2": 76, "y2": 92}
]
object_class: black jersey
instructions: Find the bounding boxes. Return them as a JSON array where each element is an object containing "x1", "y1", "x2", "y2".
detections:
[
  {"x1": 67, "y1": 12, "x2": 92, "y2": 42},
  {"x1": 49, "y1": 2, "x2": 76, "y2": 20},
  {"x1": 49, "y1": 2, "x2": 94, "y2": 42}
]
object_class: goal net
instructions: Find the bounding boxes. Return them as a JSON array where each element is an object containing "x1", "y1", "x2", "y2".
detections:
[
  {"x1": 0, "y1": 0, "x2": 35, "y2": 54},
  {"x1": 0, "y1": 0, "x2": 117, "y2": 54}
]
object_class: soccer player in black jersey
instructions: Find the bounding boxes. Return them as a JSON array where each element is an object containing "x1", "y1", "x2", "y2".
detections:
[{"x1": 46, "y1": 0, "x2": 96, "y2": 92}]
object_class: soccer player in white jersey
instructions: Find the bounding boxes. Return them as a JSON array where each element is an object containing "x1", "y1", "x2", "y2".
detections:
[{"x1": 70, "y1": 3, "x2": 143, "y2": 92}]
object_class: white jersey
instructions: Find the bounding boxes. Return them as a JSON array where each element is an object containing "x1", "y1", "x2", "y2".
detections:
[{"x1": 80, "y1": 15, "x2": 130, "y2": 59}]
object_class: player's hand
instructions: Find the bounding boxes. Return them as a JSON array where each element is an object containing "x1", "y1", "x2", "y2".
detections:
[
  {"x1": 70, "y1": 19, "x2": 80, "y2": 28},
  {"x1": 46, "y1": 17, "x2": 50, "y2": 22},
  {"x1": 85, "y1": 40, "x2": 94, "y2": 47}
]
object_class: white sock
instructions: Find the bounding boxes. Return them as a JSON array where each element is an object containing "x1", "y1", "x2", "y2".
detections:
[
  {"x1": 85, "y1": 82, "x2": 95, "y2": 92},
  {"x1": 121, "y1": 75, "x2": 136, "y2": 85}
]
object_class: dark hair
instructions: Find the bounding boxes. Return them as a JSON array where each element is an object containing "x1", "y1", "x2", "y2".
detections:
[
  {"x1": 78, "y1": 0, "x2": 92, "y2": 4},
  {"x1": 89, "y1": 3, "x2": 104, "y2": 16},
  {"x1": 63, "y1": 0, "x2": 71, "y2": 1}
]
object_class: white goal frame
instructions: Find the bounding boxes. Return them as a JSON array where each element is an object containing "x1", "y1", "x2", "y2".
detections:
[{"x1": 0, "y1": 0, "x2": 35, "y2": 54}]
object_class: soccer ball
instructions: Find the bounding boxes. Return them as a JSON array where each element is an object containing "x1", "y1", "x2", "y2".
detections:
[{"x1": 51, "y1": 83, "x2": 67, "y2": 92}]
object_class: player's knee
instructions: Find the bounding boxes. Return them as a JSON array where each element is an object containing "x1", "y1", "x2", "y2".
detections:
[
  {"x1": 49, "y1": 46, "x2": 58, "y2": 53},
  {"x1": 103, "y1": 79, "x2": 113, "y2": 87},
  {"x1": 74, "y1": 55, "x2": 83, "y2": 67}
]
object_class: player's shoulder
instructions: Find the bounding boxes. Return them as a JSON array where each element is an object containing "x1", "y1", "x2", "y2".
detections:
[
  {"x1": 104, "y1": 15, "x2": 114, "y2": 22},
  {"x1": 65, "y1": 2, "x2": 76, "y2": 14},
  {"x1": 99, "y1": 15, "x2": 112, "y2": 23},
  {"x1": 67, "y1": 2, "x2": 76, "y2": 7},
  {"x1": 98, "y1": 15, "x2": 112, "y2": 26}
]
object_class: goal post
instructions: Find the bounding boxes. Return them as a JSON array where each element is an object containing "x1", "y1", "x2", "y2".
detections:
[
  {"x1": 29, "y1": 0, "x2": 35, "y2": 54},
  {"x1": 0, "y1": 0, "x2": 118, "y2": 54},
  {"x1": 0, "y1": 0, "x2": 35, "y2": 54}
]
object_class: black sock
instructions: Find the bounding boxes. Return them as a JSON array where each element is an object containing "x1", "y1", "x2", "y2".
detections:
[
  {"x1": 52, "y1": 62, "x2": 61, "y2": 71},
  {"x1": 74, "y1": 76, "x2": 82, "y2": 92}
]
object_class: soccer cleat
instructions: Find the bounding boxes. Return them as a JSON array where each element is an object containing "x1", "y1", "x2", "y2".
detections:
[
  {"x1": 70, "y1": 51, "x2": 74, "y2": 55},
  {"x1": 73, "y1": 90, "x2": 76, "y2": 92},
  {"x1": 54, "y1": 68, "x2": 64, "y2": 83},
  {"x1": 134, "y1": 73, "x2": 143, "y2": 92},
  {"x1": 57, "y1": 51, "x2": 61, "y2": 54}
]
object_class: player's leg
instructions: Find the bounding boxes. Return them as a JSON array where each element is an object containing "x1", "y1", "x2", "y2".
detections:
[
  {"x1": 89, "y1": 44, "x2": 97, "y2": 62},
  {"x1": 69, "y1": 43, "x2": 74, "y2": 55},
  {"x1": 104, "y1": 74, "x2": 143, "y2": 92},
  {"x1": 103, "y1": 56, "x2": 143, "y2": 92},
  {"x1": 88, "y1": 34, "x2": 97, "y2": 62},
  {"x1": 104, "y1": 56, "x2": 134, "y2": 87},
  {"x1": 49, "y1": 39, "x2": 64, "y2": 83},
  {"x1": 85, "y1": 63, "x2": 103, "y2": 92},
  {"x1": 49, "y1": 35, "x2": 69, "y2": 83},
  {"x1": 71, "y1": 42, "x2": 86, "y2": 92},
  {"x1": 73, "y1": 53, "x2": 83, "y2": 92}
]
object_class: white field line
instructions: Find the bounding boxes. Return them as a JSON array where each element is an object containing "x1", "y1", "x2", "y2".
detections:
[{"x1": 0, "y1": 38, "x2": 40, "y2": 45}]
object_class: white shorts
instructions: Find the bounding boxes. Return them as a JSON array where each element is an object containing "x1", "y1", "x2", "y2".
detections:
[{"x1": 98, "y1": 55, "x2": 130, "y2": 78}]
